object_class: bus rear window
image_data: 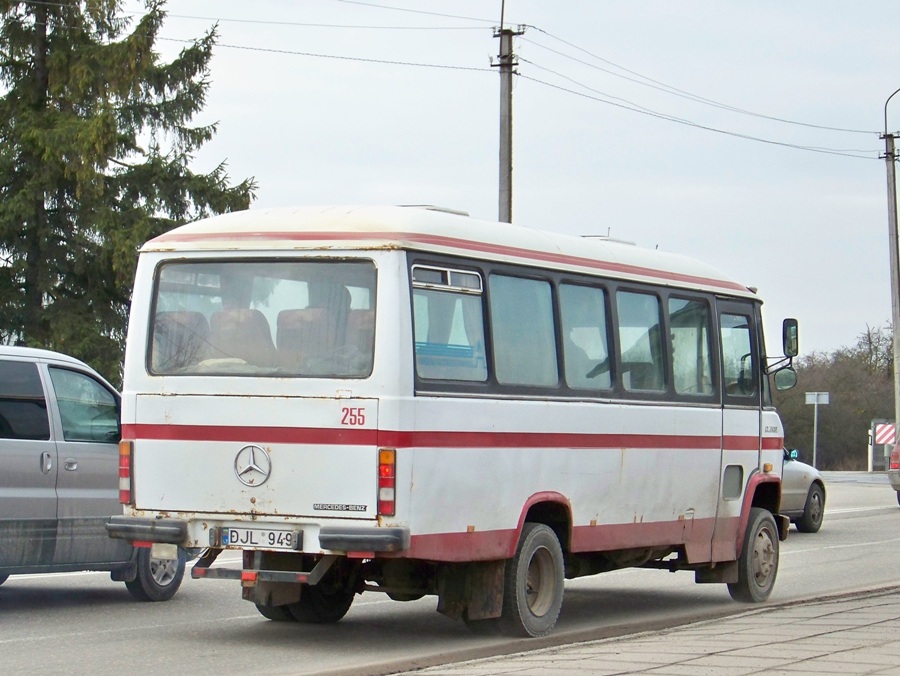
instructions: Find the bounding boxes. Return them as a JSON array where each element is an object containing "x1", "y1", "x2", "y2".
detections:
[{"x1": 149, "y1": 260, "x2": 376, "y2": 378}]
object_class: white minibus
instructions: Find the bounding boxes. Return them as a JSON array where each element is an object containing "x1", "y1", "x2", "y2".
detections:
[{"x1": 108, "y1": 205, "x2": 799, "y2": 637}]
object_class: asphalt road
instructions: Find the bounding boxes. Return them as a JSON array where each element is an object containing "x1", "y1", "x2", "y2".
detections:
[{"x1": 1, "y1": 472, "x2": 897, "y2": 676}]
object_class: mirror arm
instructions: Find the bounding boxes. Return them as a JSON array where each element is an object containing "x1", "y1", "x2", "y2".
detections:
[{"x1": 764, "y1": 355, "x2": 794, "y2": 375}]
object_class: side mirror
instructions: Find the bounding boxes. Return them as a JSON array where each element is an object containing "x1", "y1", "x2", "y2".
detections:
[
  {"x1": 789, "y1": 449, "x2": 799, "y2": 460},
  {"x1": 782, "y1": 318, "x2": 799, "y2": 357},
  {"x1": 773, "y1": 367, "x2": 797, "y2": 391}
]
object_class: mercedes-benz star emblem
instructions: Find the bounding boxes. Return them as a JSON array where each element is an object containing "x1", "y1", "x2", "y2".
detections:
[{"x1": 234, "y1": 445, "x2": 271, "y2": 487}]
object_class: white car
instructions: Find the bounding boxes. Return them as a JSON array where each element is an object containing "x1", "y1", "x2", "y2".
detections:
[{"x1": 780, "y1": 448, "x2": 826, "y2": 533}]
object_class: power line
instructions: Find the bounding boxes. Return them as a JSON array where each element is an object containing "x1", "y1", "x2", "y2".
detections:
[
  {"x1": 158, "y1": 36, "x2": 494, "y2": 73},
  {"x1": 520, "y1": 57, "x2": 879, "y2": 155},
  {"x1": 13, "y1": 2, "x2": 884, "y2": 158},
  {"x1": 517, "y1": 73, "x2": 880, "y2": 160},
  {"x1": 523, "y1": 26, "x2": 878, "y2": 136},
  {"x1": 330, "y1": 0, "x2": 497, "y2": 25}
]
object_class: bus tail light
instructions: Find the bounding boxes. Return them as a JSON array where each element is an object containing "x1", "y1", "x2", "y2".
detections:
[
  {"x1": 119, "y1": 440, "x2": 134, "y2": 505},
  {"x1": 891, "y1": 447, "x2": 900, "y2": 471},
  {"x1": 378, "y1": 448, "x2": 396, "y2": 516}
]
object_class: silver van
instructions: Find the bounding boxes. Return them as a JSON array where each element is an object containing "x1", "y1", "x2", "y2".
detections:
[{"x1": 0, "y1": 346, "x2": 185, "y2": 601}]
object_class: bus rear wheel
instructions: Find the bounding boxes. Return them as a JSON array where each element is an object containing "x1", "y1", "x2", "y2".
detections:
[
  {"x1": 288, "y1": 582, "x2": 355, "y2": 623},
  {"x1": 728, "y1": 507, "x2": 778, "y2": 603},
  {"x1": 498, "y1": 522, "x2": 564, "y2": 638},
  {"x1": 255, "y1": 603, "x2": 296, "y2": 622}
]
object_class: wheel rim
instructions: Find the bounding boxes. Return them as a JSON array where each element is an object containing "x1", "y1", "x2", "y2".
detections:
[
  {"x1": 524, "y1": 546, "x2": 555, "y2": 617},
  {"x1": 809, "y1": 491, "x2": 823, "y2": 524},
  {"x1": 751, "y1": 524, "x2": 776, "y2": 588},
  {"x1": 149, "y1": 557, "x2": 178, "y2": 587}
]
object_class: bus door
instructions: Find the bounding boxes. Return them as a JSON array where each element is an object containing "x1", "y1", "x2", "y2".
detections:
[{"x1": 712, "y1": 299, "x2": 762, "y2": 561}]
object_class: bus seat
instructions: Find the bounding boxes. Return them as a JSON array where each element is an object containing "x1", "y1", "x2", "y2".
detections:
[
  {"x1": 207, "y1": 308, "x2": 278, "y2": 367},
  {"x1": 346, "y1": 309, "x2": 375, "y2": 354},
  {"x1": 276, "y1": 308, "x2": 332, "y2": 369},
  {"x1": 624, "y1": 361, "x2": 663, "y2": 391},
  {"x1": 152, "y1": 311, "x2": 210, "y2": 371}
]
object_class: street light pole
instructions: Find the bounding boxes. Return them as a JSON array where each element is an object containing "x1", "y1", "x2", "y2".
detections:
[{"x1": 882, "y1": 87, "x2": 900, "y2": 446}]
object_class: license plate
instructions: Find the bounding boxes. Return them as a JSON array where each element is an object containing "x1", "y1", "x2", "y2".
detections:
[{"x1": 219, "y1": 527, "x2": 301, "y2": 551}]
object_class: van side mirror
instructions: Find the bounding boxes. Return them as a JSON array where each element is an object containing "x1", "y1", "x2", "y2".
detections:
[
  {"x1": 789, "y1": 449, "x2": 799, "y2": 460},
  {"x1": 782, "y1": 318, "x2": 799, "y2": 357},
  {"x1": 774, "y1": 367, "x2": 797, "y2": 391}
]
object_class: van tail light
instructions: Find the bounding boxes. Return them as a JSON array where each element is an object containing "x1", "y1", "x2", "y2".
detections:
[
  {"x1": 119, "y1": 440, "x2": 134, "y2": 505},
  {"x1": 891, "y1": 447, "x2": 900, "y2": 471},
  {"x1": 378, "y1": 448, "x2": 396, "y2": 516}
]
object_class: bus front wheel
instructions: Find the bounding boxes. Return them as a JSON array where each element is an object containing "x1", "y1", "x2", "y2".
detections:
[
  {"x1": 499, "y1": 522, "x2": 564, "y2": 638},
  {"x1": 728, "y1": 507, "x2": 779, "y2": 603}
]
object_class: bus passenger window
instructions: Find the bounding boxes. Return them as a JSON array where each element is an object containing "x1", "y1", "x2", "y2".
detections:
[
  {"x1": 720, "y1": 313, "x2": 756, "y2": 397},
  {"x1": 559, "y1": 284, "x2": 611, "y2": 390},
  {"x1": 489, "y1": 275, "x2": 558, "y2": 387},
  {"x1": 412, "y1": 266, "x2": 486, "y2": 382},
  {"x1": 616, "y1": 291, "x2": 665, "y2": 392},
  {"x1": 669, "y1": 297, "x2": 713, "y2": 396}
]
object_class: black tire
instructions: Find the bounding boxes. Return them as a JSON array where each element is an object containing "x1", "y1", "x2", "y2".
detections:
[
  {"x1": 125, "y1": 547, "x2": 186, "y2": 602},
  {"x1": 0, "y1": 574, "x2": 8, "y2": 587},
  {"x1": 288, "y1": 583, "x2": 355, "y2": 623},
  {"x1": 498, "y1": 522, "x2": 565, "y2": 638},
  {"x1": 255, "y1": 603, "x2": 297, "y2": 622},
  {"x1": 728, "y1": 508, "x2": 779, "y2": 603},
  {"x1": 796, "y1": 483, "x2": 825, "y2": 533}
]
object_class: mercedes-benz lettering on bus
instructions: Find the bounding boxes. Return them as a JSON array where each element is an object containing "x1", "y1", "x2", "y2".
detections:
[{"x1": 107, "y1": 205, "x2": 799, "y2": 637}]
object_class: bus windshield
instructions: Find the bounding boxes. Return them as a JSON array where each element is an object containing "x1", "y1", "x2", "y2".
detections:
[{"x1": 149, "y1": 259, "x2": 376, "y2": 378}]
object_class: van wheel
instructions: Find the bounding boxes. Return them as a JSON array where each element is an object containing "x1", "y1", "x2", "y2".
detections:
[
  {"x1": 125, "y1": 547, "x2": 186, "y2": 602},
  {"x1": 0, "y1": 574, "x2": 8, "y2": 587},
  {"x1": 288, "y1": 583, "x2": 355, "y2": 623},
  {"x1": 728, "y1": 508, "x2": 778, "y2": 603},
  {"x1": 498, "y1": 522, "x2": 564, "y2": 638},
  {"x1": 255, "y1": 603, "x2": 297, "y2": 622},
  {"x1": 796, "y1": 484, "x2": 825, "y2": 533}
]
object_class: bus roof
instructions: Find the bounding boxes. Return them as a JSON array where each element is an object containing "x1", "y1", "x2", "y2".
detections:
[{"x1": 143, "y1": 205, "x2": 755, "y2": 297}]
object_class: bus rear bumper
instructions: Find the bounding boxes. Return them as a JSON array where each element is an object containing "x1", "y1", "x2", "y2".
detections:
[
  {"x1": 106, "y1": 517, "x2": 410, "y2": 553},
  {"x1": 319, "y1": 526, "x2": 410, "y2": 552}
]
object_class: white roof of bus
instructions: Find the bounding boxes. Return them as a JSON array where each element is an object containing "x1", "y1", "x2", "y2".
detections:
[{"x1": 143, "y1": 205, "x2": 755, "y2": 298}]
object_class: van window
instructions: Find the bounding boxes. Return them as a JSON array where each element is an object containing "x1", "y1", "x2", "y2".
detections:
[
  {"x1": 48, "y1": 367, "x2": 119, "y2": 443},
  {"x1": 0, "y1": 360, "x2": 50, "y2": 440},
  {"x1": 150, "y1": 260, "x2": 377, "y2": 377}
]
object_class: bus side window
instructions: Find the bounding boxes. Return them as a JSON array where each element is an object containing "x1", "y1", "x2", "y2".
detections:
[
  {"x1": 720, "y1": 313, "x2": 756, "y2": 397},
  {"x1": 489, "y1": 275, "x2": 558, "y2": 387},
  {"x1": 669, "y1": 297, "x2": 714, "y2": 396},
  {"x1": 616, "y1": 291, "x2": 665, "y2": 393},
  {"x1": 412, "y1": 266, "x2": 487, "y2": 382},
  {"x1": 559, "y1": 283, "x2": 611, "y2": 390}
]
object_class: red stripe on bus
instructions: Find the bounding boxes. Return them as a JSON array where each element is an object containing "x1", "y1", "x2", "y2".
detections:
[
  {"x1": 381, "y1": 514, "x2": 738, "y2": 562},
  {"x1": 149, "y1": 230, "x2": 748, "y2": 292},
  {"x1": 122, "y1": 423, "x2": 780, "y2": 451}
]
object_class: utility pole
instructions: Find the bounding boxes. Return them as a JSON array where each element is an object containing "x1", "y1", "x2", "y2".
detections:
[
  {"x1": 493, "y1": 1, "x2": 524, "y2": 224},
  {"x1": 883, "y1": 87, "x2": 900, "y2": 450}
]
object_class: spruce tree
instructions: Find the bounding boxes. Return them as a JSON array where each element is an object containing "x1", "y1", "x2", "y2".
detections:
[{"x1": 0, "y1": 0, "x2": 256, "y2": 384}]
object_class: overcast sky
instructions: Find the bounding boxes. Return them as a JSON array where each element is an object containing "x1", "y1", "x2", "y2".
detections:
[{"x1": 130, "y1": 1, "x2": 900, "y2": 357}]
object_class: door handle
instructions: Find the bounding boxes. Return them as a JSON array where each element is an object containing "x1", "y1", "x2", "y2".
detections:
[
  {"x1": 40, "y1": 451, "x2": 52, "y2": 474},
  {"x1": 64, "y1": 458, "x2": 78, "y2": 471}
]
